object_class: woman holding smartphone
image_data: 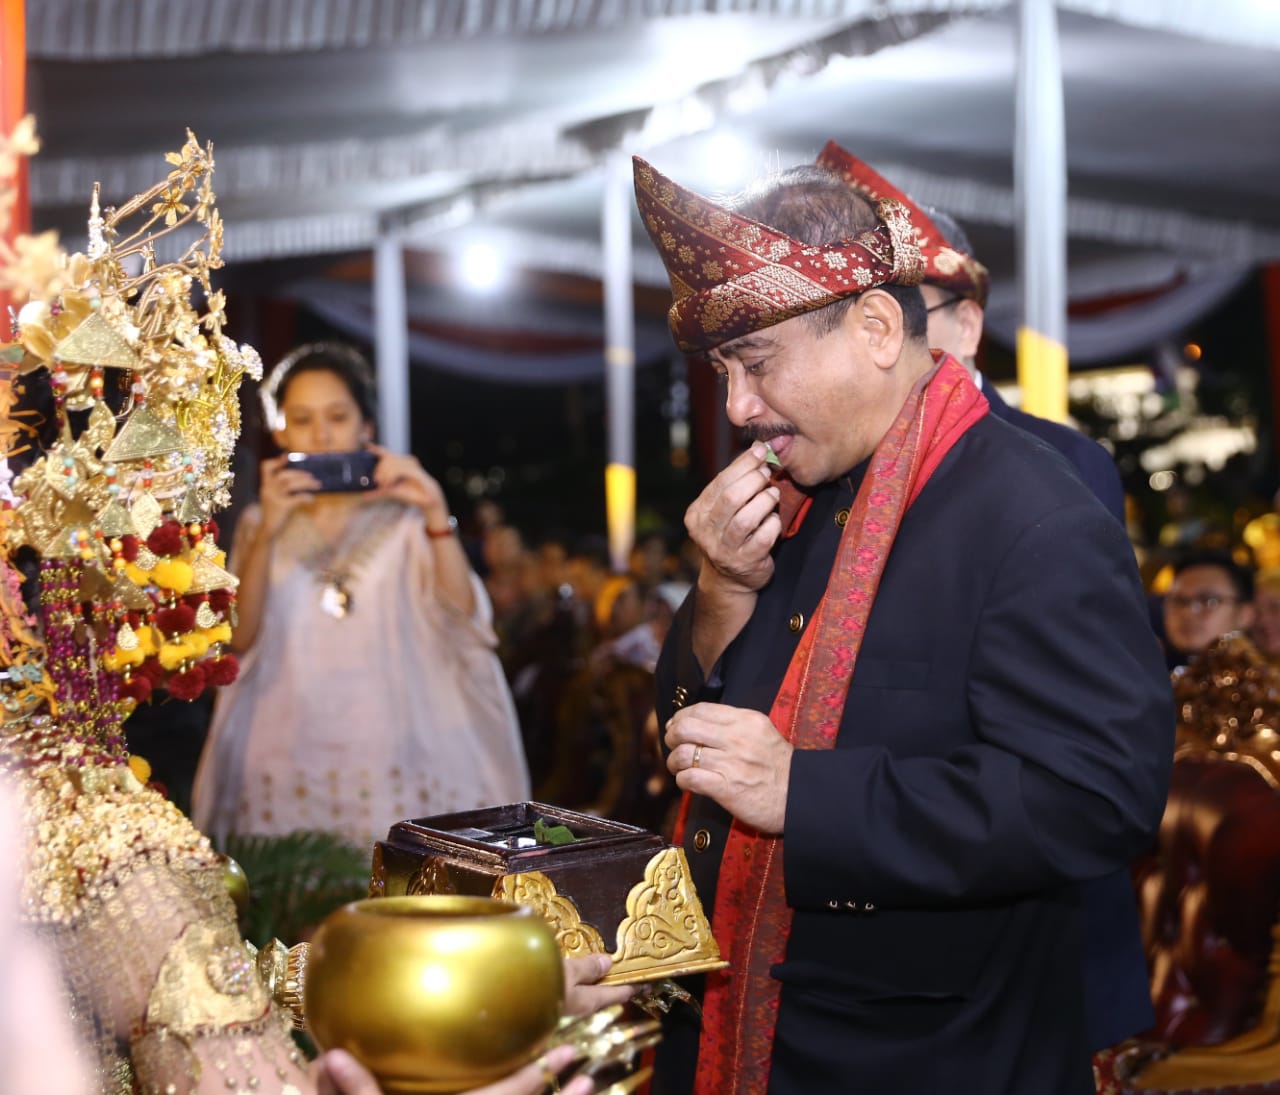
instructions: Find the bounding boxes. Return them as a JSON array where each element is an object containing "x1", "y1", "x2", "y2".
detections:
[{"x1": 193, "y1": 343, "x2": 529, "y2": 846}]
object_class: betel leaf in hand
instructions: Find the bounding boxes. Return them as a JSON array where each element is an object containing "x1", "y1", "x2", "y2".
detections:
[
  {"x1": 763, "y1": 442, "x2": 782, "y2": 468},
  {"x1": 533, "y1": 817, "x2": 579, "y2": 845}
]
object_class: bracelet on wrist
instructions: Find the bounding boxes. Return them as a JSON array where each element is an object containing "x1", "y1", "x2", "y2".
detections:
[{"x1": 426, "y1": 515, "x2": 458, "y2": 539}]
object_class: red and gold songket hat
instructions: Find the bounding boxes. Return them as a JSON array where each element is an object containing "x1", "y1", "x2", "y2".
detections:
[
  {"x1": 633, "y1": 155, "x2": 924, "y2": 355},
  {"x1": 816, "y1": 140, "x2": 990, "y2": 306}
]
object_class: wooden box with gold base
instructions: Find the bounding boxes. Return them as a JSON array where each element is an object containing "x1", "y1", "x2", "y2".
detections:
[{"x1": 369, "y1": 801, "x2": 726, "y2": 986}]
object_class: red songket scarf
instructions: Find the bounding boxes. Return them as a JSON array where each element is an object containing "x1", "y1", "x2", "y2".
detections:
[{"x1": 685, "y1": 352, "x2": 987, "y2": 1094}]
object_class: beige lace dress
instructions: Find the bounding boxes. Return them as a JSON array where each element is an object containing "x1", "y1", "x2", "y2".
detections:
[{"x1": 192, "y1": 499, "x2": 529, "y2": 849}]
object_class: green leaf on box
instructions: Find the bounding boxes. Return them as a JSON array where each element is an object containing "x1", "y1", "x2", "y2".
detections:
[{"x1": 533, "y1": 818, "x2": 579, "y2": 846}]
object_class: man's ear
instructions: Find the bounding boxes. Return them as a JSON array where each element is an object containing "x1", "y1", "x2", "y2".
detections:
[
  {"x1": 954, "y1": 298, "x2": 985, "y2": 361},
  {"x1": 851, "y1": 289, "x2": 906, "y2": 370}
]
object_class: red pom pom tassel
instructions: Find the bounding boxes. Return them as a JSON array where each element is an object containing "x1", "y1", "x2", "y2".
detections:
[
  {"x1": 138, "y1": 657, "x2": 166, "y2": 686},
  {"x1": 146, "y1": 521, "x2": 185, "y2": 557},
  {"x1": 120, "y1": 535, "x2": 140, "y2": 563},
  {"x1": 206, "y1": 654, "x2": 240, "y2": 687},
  {"x1": 166, "y1": 662, "x2": 208, "y2": 701},
  {"x1": 120, "y1": 676, "x2": 153, "y2": 704},
  {"x1": 207, "y1": 588, "x2": 234, "y2": 614},
  {"x1": 154, "y1": 604, "x2": 196, "y2": 634}
]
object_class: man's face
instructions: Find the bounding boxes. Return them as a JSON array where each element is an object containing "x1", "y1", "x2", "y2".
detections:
[
  {"x1": 706, "y1": 309, "x2": 892, "y2": 487},
  {"x1": 921, "y1": 283, "x2": 982, "y2": 368},
  {"x1": 1163, "y1": 564, "x2": 1253, "y2": 655}
]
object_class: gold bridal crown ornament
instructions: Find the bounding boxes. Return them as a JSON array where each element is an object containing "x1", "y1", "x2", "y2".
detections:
[
  {"x1": 0, "y1": 119, "x2": 260, "y2": 931},
  {"x1": 0, "y1": 119, "x2": 302, "y2": 1095},
  {"x1": 0, "y1": 121, "x2": 259, "y2": 763}
]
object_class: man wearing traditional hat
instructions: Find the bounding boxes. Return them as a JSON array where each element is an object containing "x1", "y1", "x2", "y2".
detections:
[
  {"x1": 638, "y1": 153, "x2": 1172, "y2": 1094},
  {"x1": 815, "y1": 144, "x2": 1152, "y2": 1063}
]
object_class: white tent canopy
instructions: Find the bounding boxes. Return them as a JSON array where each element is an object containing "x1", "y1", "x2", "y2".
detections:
[{"x1": 24, "y1": 0, "x2": 1280, "y2": 354}]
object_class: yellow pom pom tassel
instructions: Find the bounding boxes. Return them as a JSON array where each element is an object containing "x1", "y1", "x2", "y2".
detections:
[
  {"x1": 110, "y1": 645, "x2": 147, "y2": 671},
  {"x1": 158, "y1": 641, "x2": 196, "y2": 671},
  {"x1": 151, "y1": 558, "x2": 194, "y2": 595},
  {"x1": 205, "y1": 622, "x2": 233, "y2": 645},
  {"x1": 136, "y1": 626, "x2": 159, "y2": 657},
  {"x1": 128, "y1": 754, "x2": 152, "y2": 784},
  {"x1": 184, "y1": 630, "x2": 211, "y2": 658},
  {"x1": 124, "y1": 563, "x2": 152, "y2": 587}
]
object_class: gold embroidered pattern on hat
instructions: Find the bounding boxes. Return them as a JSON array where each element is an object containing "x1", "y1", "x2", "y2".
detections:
[
  {"x1": 633, "y1": 155, "x2": 923, "y2": 354},
  {"x1": 816, "y1": 140, "x2": 990, "y2": 306}
]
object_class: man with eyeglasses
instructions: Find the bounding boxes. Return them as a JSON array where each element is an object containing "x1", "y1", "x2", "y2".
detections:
[
  {"x1": 642, "y1": 144, "x2": 1171, "y2": 1095},
  {"x1": 816, "y1": 143, "x2": 1157, "y2": 1073},
  {"x1": 816, "y1": 145, "x2": 1127, "y2": 526},
  {"x1": 1163, "y1": 549, "x2": 1255, "y2": 670}
]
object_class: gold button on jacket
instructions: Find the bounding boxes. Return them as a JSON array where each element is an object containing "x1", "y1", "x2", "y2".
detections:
[{"x1": 693, "y1": 828, "x2": 712, "y2": 852}]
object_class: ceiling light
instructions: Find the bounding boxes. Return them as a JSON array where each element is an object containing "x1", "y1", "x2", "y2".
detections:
[{"x1": 459, "y1": 243, "x2": 504, "y2": 292}]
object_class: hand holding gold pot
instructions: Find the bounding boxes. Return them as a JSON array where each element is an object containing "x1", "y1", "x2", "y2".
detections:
[{"x1": 304, "y1": 896, "x2": 564, "y2": 1095}]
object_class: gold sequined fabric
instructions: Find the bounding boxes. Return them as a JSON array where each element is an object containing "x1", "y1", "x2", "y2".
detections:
[
  {"x1": 147, "y1": 919, "x2": 266, "y2": 1029},
  {"x1": 132, "y1": 930, "x2": 308, "y2": 1095},
  {"x1": 15, "y1": 764, "x2": 310, "y2": 1094},
  {"x1": 16, "y1": 758, "x2": 215, "y2": 926}
]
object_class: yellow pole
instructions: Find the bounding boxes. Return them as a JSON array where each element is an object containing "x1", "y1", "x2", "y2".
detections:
[
  {"x1": 605, "y1": 462, "x2": 636, "y2": 578},
  {"x1": 1017, "y1": 327, "x2": 1069, "y2": 423}
]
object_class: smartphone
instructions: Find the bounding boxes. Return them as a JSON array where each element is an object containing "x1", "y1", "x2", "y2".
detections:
[{"x1": 285, "y1": 450, "x2": 379, "y2": 493}]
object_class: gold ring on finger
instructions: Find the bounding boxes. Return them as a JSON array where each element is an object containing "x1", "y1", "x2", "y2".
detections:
[{"x1": 692, "y1": 744, "x2": 703, "y2": 769}]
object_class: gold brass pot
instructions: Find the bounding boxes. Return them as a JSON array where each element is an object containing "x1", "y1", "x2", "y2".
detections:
[{"x1": 304, "y1": 895, "x2": 564, "y2": 1094}]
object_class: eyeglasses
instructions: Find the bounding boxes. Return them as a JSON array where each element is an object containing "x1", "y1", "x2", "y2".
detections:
[
  {"x1": 1165, "y1": 593, "x2": 1240, "y2": 613},
  {"x1": 925, "y1": 295, "x2": 962, "y2": 315}
]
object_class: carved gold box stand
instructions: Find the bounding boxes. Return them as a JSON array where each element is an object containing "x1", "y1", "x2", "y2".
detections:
[{"x1": 370, "y1": 801, "x2": 726, "y2": 986}]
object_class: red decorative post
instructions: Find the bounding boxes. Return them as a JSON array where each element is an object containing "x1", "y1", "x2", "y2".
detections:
[{"x1": 0, "y1": 0, "x2": 26, "y2": 323}]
